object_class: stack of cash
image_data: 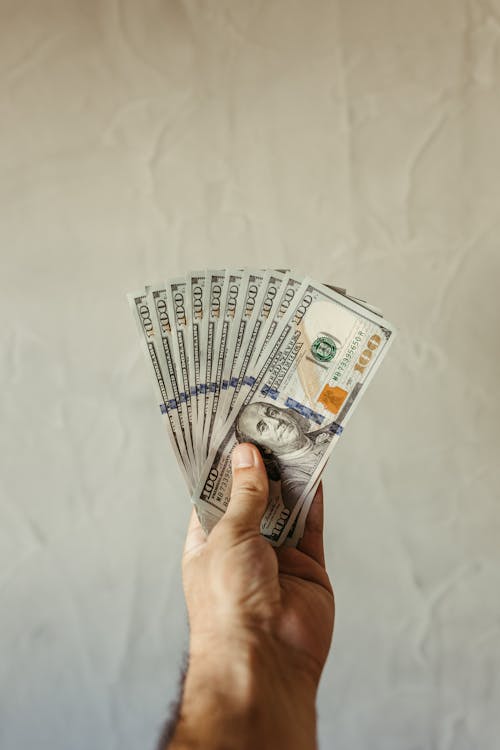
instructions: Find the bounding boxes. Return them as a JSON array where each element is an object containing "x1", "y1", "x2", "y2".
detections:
[{"x1": 128, "y1": 270, "x2": 395, "y2": 547}]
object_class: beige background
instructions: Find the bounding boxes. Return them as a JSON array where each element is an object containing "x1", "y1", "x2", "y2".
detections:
[{"x1": 1, "y1": 1, "x2": 499, "y2": 748}]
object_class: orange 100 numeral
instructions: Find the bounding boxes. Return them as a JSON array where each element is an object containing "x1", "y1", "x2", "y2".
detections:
[{"x1": 354, "y1": 334, "x2": 382, "y2": 375}]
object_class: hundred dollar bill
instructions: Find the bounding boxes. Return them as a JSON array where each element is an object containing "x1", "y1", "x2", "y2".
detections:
[
  {"x1": 192, "y1": 279, "x2": 395, "y2": 545},
  {"x1": 202, "y1": 269, "x2": 248, "y2": 459},
  {"x1": 201, "y1": 268, "x2": 289, "y2": 459},
  {"x1": 215, "y1": 269, "x2": 270, "y2": 431},
  {"x1": 187, "y1": 271, "x2": 208, "y2": 462},
  {"x1": 148, "y1": 283, "x2": 197, "y2": 475},
  {"x1": 227, "y1": 270, "x2": 286, "y2": 409},
  {"x1": 212, "y1": 270, "x2": 286, "y2": 448},
  {"x1": 199, "y1": 270, "x2": 229, "y2": 462},
  {"x1": 146, "y1": 284, "x2": 196, "y2": 477},
  {"x1": 166, "y1": 278, "x2": 199, "y2": 474},
  {"x1": 215, "y1": 269, "x2": 257, "y2": 422},
  {"x1": 251, "y1": 272, "x2": 306, "y2": 369},
  {"x1": 127, "y1": 290, "x2": 193, "y2": 489}
]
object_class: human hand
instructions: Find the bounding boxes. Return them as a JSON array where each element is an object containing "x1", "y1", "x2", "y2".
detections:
[{"x1": 168, "y1": 443, "x2": 334, "y2": 750}]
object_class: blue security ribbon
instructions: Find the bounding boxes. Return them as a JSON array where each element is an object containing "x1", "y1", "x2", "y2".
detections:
[{"x1": 285, "y1": 397, "x2": 324, "y2": 425}]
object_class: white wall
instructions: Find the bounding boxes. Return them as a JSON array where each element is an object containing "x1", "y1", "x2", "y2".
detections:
[{"x1": 1, "y1": 2, "x2": 499, "y2": 748}]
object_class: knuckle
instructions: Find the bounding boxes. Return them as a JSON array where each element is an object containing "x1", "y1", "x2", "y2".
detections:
[
  {"x1": 232, "y1": 471, "x2": 267, "y2": 496},
  {"x1": 231, "y1": 481, "x2": 266, "y2": 502}
]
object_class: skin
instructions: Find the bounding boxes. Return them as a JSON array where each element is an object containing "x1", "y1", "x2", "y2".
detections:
[
  {"x1": 237, "y1": 402, "x2": 309, "y2": 455},
  {"x1": 167, "y1": 443, "x2": 334, "y2": 750}
]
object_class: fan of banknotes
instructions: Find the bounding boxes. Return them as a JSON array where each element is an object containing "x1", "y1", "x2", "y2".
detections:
[{"x1": 128, "y1": 269, "x2": 395, "y2": 547}]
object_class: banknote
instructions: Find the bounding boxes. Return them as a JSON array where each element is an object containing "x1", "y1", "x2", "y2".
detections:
[
  {"x1": 128, "y1": 269, "x2": 395, "y2": 547},
  {"x1": 148, "y1": 283, "x2": 197, "y2": 473},
  {"x1": 197, "y1": 270, "x2": 227, "y2": 463},
  {"x1": 226, "y1": 270, "x2": 286, "y2": 411},
  {"x1": 187, "y1": 271, "x2": 208, "y2": 462},
  {"x1": 167, "y1": 279, "x2": 199, "y2": 469},
  {"x1": 208, "y1": 269, "x2": 289, "y2": 456},
  {"x1": 251, "y1": 273, "x2": 306, "y2": 369},
  {"x1": 215, "y1": 269, "x2": 284, "y2": 434},
  {"x1": 201, "y1": 270, "x2": 229, "y2": 460},
  {"x1": 209, "y1": 270, "x2": 287, "y2": 450},
  {"x1": 215, "y1": 270, "x2": 264, "y2": 432},
  {"x1": 192, "y1": 279, "x2": 395, "y2": 545},
  {"x1": 202, "y1": 269, "x2": 248, "y2": 459},
  {"x1": 128, "y1": 290, "x2": 193, "y2": 489}
]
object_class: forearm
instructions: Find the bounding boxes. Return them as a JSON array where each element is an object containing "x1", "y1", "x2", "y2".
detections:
[
  {"x1": 169, "y1": 451, "x2": 333, "y2": 750},
  {"x1": 167, "y1": 635, "x2": 318, "y2": 750}
]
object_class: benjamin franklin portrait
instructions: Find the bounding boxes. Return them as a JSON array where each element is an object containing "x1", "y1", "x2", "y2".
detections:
[{"x1": 234, "y1": 401, "x2": 334, "y2": 512}]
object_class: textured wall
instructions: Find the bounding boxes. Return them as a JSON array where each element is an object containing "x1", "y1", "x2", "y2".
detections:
[{"x1": 1, "y1": 1, "x2": 499, "y2": 748}]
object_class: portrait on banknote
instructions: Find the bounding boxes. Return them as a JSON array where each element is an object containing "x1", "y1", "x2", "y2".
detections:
[{"x1": 235, "y1": 401, "x2": 335, "y2": 512}]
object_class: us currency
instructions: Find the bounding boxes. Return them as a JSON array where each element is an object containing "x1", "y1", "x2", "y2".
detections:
[
  {"x1": 215, "y1": 269, "x2": 275, "y2": 435},
  {"x1": 211, "y1": 270, "x2": 287, "y2": 449},
  {"x1": 148, "y1": 283, "x2": 197, "y2": 475},
  {"x1": 250, "y1": 273, "x2": 306, "y2": 370},
  {"x1": 199, "y1": 270, "x2": 229, "y2": 462},
  {"x1": 187, "y1": 271, "x2": 208, "y2": 463},
  {"x1": 203, "y1": 269, "x2": 288, "y2": 462},
  {"x1": 202, "y1": 269, "x2": 248, "y2": 459},
  {"x1": 226, "y1": 270, "x2": 286, "y2": 410},
  {"x1": 215, "y1": 270, "x2": 262, "y2": 430},
  {"x1": 166, "y1": 278, "x2": 200, "y2": 474},
  {"x1": 200, "y1": 270, "x2": 232, "y2": 460},
  {"x1": 147, "y1": 284, "x2": 196, "y2": 477},
  {"x1": 204, "y1": 270, "x2": 301, "y2": 457},
  {"x1": 128, "y1": 290, "x2": 192, "y2": 490},
  {"x1": 192, "y1": 279, "x2": 395, "y2": 546}
]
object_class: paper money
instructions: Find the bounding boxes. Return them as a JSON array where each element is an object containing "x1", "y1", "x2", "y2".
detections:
[
  {"x1": 202, "y1": 270, "x2": 250, "y2": 460},
  {"x1": 216, "y1": 270, "x2": 286, "y2": 438},
  {"x1": 128, "y1": 290, "x2": 193, "y2": 488},
  {"x1": 199, "y1": 271, "x2": 228, "y2": 463},
  {"x1": 187, "y1": 271, "x2": 208, "y2": 461},
  {"x1": 215, "y1": 270, "x2": 265, "y2": 439},
  {"x1": 128, "y1": 269, "x2": 395, "y2": 546},
  {"x1": 148, "y1": 283, "x2": 197, "y2": 474},
  {"x1": 193, "y1": 279, "x2": 395, "y2": 544}
]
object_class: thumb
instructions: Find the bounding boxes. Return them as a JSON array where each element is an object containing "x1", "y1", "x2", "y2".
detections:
[{"x1": 223, "y1": 443, "x2": 269, "y2": 533}]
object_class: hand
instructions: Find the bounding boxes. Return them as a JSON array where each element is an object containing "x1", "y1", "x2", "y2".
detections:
[{"x1": 169, "y1": 443, "x2": 334, "y2": 750}]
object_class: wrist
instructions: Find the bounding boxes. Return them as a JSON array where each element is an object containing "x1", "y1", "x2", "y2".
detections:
[{"x1": 170, "y1": 632, "x2": 318, "y2": 750}]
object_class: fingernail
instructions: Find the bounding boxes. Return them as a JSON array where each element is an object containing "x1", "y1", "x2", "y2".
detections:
[{"x1": 232, "y1": 443, "x2": 256, "y2": 469}]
